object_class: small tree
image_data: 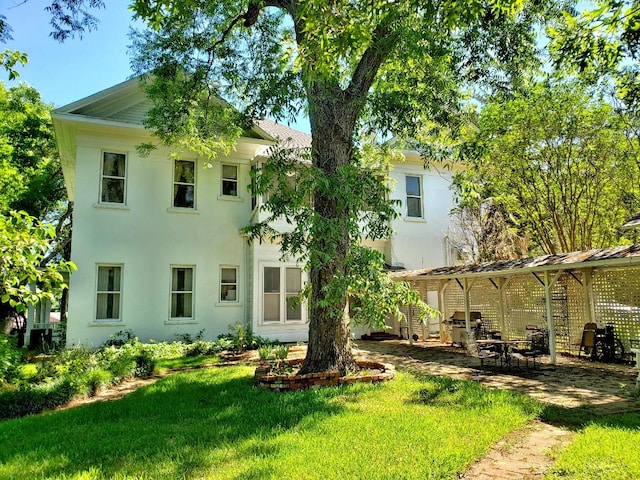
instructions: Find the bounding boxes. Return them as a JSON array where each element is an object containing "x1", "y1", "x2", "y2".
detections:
[
  {"x1": 0, "y1": 211, "x2": 75, "y2": 346},
  {"x1": 453, "y1": 79, "x2": 640, "y2": 255}
]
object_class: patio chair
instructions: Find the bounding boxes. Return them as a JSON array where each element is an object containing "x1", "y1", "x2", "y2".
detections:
[
  {"x1": 578, "y1": 322, "x2": 598, "y2": 358},
  {"x1": 514, "y1": 330, "x2": 549, "y2": 369}
]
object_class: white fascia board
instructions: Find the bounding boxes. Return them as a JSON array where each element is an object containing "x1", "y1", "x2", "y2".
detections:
[
  {"x1": 397, "y1": 255, "x2": 640, "y2": 282},
  {"x1": 53, "y1": 77, "x2": 142, "y2": 114}
]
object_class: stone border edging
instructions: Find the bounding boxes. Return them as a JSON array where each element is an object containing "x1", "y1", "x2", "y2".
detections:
[{"x1": 255, "y1": 359, "x2": 395, "y2": 391}]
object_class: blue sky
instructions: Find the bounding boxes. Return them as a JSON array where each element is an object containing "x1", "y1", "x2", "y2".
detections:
[
  {"x1": 3, "y1": 2, "x2": 311, "y2": 132},
  {"x1": 3, "y1": 2, "x2": 137, "y2": 107}
]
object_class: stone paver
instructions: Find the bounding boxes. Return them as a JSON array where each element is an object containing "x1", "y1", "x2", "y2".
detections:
[{"x1": 353, "y1": 339, "x2": 640, "y2": 479}]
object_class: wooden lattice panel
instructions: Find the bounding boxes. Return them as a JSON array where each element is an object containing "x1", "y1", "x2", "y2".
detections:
[
  {"x1": 592, "y1": 267, "x2": 640, "y2": 350},
  {"x1": 503, "y1": 275, "x2": 545, "y2": 340},
  {"x1": 468, "y1": 279, "x2": 500, "y2": 332},
  {"x1": 442, "y1": 280, "x2": 464, "y2": 320}
]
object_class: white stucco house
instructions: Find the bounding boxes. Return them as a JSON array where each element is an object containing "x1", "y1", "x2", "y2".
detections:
[{"x1": 51, "y1": 77, "x2": 457, "y2": 347}]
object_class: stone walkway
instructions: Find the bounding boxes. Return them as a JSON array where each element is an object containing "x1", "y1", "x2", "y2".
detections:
[{"x1": 353, "y1": 339, "x2": 640, "y2": 479}]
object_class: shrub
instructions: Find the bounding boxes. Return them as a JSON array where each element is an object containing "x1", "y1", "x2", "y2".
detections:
[
  {"x1": 175, "y1": 329, "x2": 205, "y2": 344},
  {"x1": 104, "y1": 329, "x2": 137, "y2": 347},
  {"x1": 134, "y1": 351, "x2": 155, "y2": 377},
  {"x1": 81, "y1": 368, "x2": 113, "y2": 396},
  {"x1": 219, "y1": 324, "x2": 274, "y2": 353},
  {"x1": 185, "y1": 340, "x2": 214, "y2": 356},
  {"x1": 258, "y1": 345, "x2": 274, "y2": 361},
  {"x1": 0, "y1": 377, "x2": 77, "y2": 420},
  {"x1": 0, "y1": 335, "x2": 22, "y2": 383}
]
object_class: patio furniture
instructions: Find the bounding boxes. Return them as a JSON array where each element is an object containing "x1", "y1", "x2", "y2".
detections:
[
  {"x1": 578, "y1": 322, "x2": 598, "y2": 358},
  {"x1": 511, "y1": 329, "x2": 549, "y2": 369},
  {"x1": 630, "y1": 339, "x2": 640, "y2": 387},
  {"x1": 476, "y1": 339, "x2": 532, "y2": 369},
  {"x1": 468, "y1": 339, "x2": 500, "y2": 367}
]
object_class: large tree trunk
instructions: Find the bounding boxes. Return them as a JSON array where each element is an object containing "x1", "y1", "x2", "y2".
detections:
[{"x1": 299, "y1": 88, "x2": 360, "y2": 375}]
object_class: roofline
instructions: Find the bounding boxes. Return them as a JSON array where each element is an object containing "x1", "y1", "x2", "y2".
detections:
[
  {"x1": 53, "y1": 77, "x2": 142, "y2": 114},
  {"x1": 392, "y1": 251, "x2": 640, "y2": 282}
]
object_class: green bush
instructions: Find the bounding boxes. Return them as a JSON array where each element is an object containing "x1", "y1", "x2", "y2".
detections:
[
  {"x1": 218, "y1": 324, "x2": 273, "y2": 353},
  {"x1": 81, "y1": 368, "x2": 113, "y2": 397},
  {"x1": 134, "y1": 351, "x2": 155, "y2": 377},
  {"x1": 0, "y1": 377, "x2": 77, "y2": 420},
  {"x1": 0, "y1": 335, "x2": 22, "y2": 383}
]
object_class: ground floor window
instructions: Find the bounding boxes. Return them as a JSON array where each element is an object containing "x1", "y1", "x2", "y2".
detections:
[
  {"x1": 171, "y1": 266, "x2": 194, "y2": 319},
  {"x1": 96, "y1": 265, "x2": 122, "y2": 321},
  {"x1": 220, "y1": 266, "x2": 238, "y2": 302},
  {"x1": 262, "y1": 265, "x2": 304, "y2": 324}
]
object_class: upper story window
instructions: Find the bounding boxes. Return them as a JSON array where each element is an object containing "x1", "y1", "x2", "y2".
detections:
[
  {"x1": 406, "y1": 175, "x2": 423, "y2": 218},
  {"x1": 221, "y1": 164, "x2": 238, "y2": 197},
  {"x1": 96, "y1": 265, "x2": 122, "y2": 321},
  {"x1": 100, "y1": 152, "x2": 126, "y2": 204},
  {"x1": 173, "y1": 160, "x2": 195, "y2": 208}
]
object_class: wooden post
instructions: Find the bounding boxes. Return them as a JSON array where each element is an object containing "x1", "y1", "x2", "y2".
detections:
[{"x1": 542, "y1": 270, "x2": 561, "y2": 364}]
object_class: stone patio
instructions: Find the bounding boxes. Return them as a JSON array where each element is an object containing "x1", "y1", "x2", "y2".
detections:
[{"x1": 353, "y1": 339, "x2": 640, "y2": 414}]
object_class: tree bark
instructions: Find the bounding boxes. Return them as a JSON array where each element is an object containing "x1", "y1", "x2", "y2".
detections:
[{"x1": 299, "y1": 86, "x2": 360, "y2": 375}]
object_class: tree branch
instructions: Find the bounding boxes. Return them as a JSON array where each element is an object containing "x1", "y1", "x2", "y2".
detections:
[{"x1": 346, "y1": 19, "x2": 399, "y2": 102}]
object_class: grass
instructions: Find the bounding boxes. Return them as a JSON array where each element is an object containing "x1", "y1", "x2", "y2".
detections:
[
  {"x1": 543, "y1": 411, "x2": 640, "y2": 480},
  {"x1": 0, "y1": 367, "x2": 540, "y2": 480},
  {"x1": 154, "y1": 354, "x2": 222, "y2": 373}
]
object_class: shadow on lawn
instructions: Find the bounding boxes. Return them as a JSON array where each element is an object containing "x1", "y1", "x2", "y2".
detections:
[
  {"x1": 540, "y1": 403, "x2": 640, "y2": 431},
  {"x1": 0, "y1": 366, "x2": 353, "y2": 479}
]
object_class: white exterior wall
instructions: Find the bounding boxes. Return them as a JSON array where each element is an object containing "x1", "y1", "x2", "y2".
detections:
[
  {"x1": 67, "y1": 128, "x2": 253, "y2": 346},
  {"x1": 388, "y1": 156, "x2": 455, "y2": 271}
]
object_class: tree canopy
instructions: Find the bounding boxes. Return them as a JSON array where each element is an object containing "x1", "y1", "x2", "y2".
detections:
[
  {"x1": 0, "y1": 82, "x2": 66, "y2": 219},
  {"x1": 0, "y1": 1, "x2": 105, "y2": 79},
  {"x1": 452, "y1": 79, "x2": 640, "y2": 256},
  {"x1": 548, "y1": 0, "x2": 640, "y2": 118}
]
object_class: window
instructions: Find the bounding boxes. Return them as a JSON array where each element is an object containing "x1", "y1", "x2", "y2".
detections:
[
  {"x1": 262, "y1": 266, "x2": 304, "y2": 324},
  {"x1": 221, "y1": 164, "x2": 238, "y2": 197},
  {"x1": 406, "y1": 175, "x2": 422, "y2": 218},
  {"x1": 220, "y1": 267, "x2": 238, "y2": 302},
  {"x1": 100, "y1": 152, "x2": 126, "y2": 204},
  {"x1": 285, "y1": 267, "x2": 302, "y2": 322},
  {"x1": 170, "y1": 267, "x2": 194, "y2": 319},
  {"x1": 96, "y1": 265, "x2": 122, "y2": 321},
  {"x1": 263, "y1": 267, "x2": 280, "y2": 323},
  {"x1": 173, "y1": 160, "x2": 195, "y2": 208}
]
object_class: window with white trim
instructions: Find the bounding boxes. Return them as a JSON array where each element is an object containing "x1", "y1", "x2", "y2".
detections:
[
  {"x1": 173, "y1": 160, "x2": 195, "y2": 208},
  {"x1": 100, "y1": 152, "x2": 126, "y2": 204},
  {"x1": 262, "y1": 265, "x2": 304, "y2": 324},
  {"x1": 406, "y1": 175, "x2": 423, "y2": 218},
  {"x1": 96, "y1": 265, "x2": 122, "y2": 321},
  {"x1": 170, "y1": 266, "x2": 194, "y2": 319},
  {"x1": 220, "y1": 266, "x2": 238, "y2": 302},
  {"x1": 221, "y1": 164, "x2": 238, "y2": 197}
]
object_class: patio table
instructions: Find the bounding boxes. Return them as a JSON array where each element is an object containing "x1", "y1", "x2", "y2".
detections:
[{"x1": 476, "y1": 339, "x2": 532, "y2": 368}]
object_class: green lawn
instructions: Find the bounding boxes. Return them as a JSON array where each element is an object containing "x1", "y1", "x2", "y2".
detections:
[
  {"x1": 0, "y1": 367, "x2": 540, "y2": 480},
  {"x1": 544, "y1": 411, "x2": 640, "y2": 480}
]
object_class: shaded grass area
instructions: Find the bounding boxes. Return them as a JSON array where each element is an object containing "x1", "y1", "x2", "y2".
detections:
[
  {"x1": 0, "y1": 367, "x2": 540, "y2": 480},
  {"x1": 154, "y1": 354, "x2": 222, "y2": 373},
  {"x1": 542, "y1": 406, "x2": 640, "y2": 480}
]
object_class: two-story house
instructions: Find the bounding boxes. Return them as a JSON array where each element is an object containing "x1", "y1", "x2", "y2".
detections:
[{"x1": 51, "y1": 78, "x2": 456, "y2": 347}]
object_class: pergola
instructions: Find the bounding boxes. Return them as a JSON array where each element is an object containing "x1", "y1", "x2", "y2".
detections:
[{"x1": 391, "y1": 244, "x2": 640, "y2": 364}]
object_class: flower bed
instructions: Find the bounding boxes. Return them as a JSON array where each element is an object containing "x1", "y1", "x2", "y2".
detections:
[{"x1": 254, "y1": 359, "x2": 395, "y2": 391}]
